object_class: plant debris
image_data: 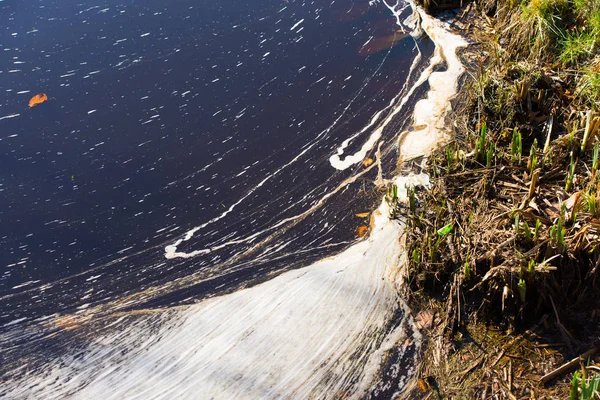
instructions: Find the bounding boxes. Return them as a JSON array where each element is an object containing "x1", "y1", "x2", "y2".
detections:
[{"x1": 406, "y1": 0, "x2": 600, "y2": 398}]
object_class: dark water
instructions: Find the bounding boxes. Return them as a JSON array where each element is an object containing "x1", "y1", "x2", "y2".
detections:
[
  {"x1": 1, "y1": 0, "x2": 432, "y2": 323},
  {"x1": 1, "y1": 0, "x2": 435, "y2": 387}
]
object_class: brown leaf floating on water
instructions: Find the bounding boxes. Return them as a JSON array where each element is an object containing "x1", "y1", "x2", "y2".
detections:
[
  {"x1": 356, "y1": 225, "x2": 368, "y2": 237},
  {"x1": 355, "y1": 212, "x2": 369, "y2": 218},
  {"x1": 362, "y1": 157, "x2": 373, "y2": 167},
  {"x1": 29, "y1": 93, "x2": 48, "y2": 108}
]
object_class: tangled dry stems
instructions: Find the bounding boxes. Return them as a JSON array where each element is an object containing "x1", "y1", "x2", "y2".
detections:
[{"x1": 405, "y1": 1, "x2": 600, "y2": 398}]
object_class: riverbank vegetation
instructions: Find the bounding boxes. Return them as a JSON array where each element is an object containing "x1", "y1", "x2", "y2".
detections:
[{"x1": 406, "y1": 0, "x2": 600, "y2": 398}]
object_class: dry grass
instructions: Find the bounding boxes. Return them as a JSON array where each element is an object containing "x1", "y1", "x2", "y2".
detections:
[{"x1": 404, "y1": 1, "x2": 600, "y2": 398}]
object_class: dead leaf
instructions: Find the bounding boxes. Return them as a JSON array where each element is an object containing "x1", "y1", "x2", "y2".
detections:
[
  {"x1": 362, "y1": 157, "x2": 373, "y2": 167},
  {"x1": 528, "y1": 111, "x2": 549, "y2": 124},
  {"x1": 564, "y1": 191, "x2": 582, "y2": 212},
  {"x1": 415, "y1": 310, "x2": 435, "y2": 330},
  {"x1": 357, "y1": 225, "x2": 368, "y2": 237},
  {"x1": 355, "y1": 212, "x2": 369, "y2": 218},
  {"x1": 29, "y1": 93, "x2": 48, "y2": 108},
  {"x1": 417, "y1": 378, "x2": 430, "y2": 392}
]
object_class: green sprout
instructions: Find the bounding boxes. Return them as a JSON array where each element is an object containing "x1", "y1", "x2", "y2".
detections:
[
  {"x1": 529, "y1": 138, "x2": 539, "y2": 175},
  {"x1": 518, "y1": 277, "x2": 527, "y2": 303},
  {"x1": 570, "y1": 368, "x2": 600, "y2": 400},
  {"x1": 592, "y1": 143, "x2": 599, "y2": 175},
  {"x1": 387, "y1": 184, "x2": 400, "y2": 219},
  {"x1": 528, "y1": 259, "x2": 536, "y2": 273},
  {"x1": 566, "y1": 153, "x2": 576, "y2": 192},
  {"x1": 486, "y1": 141, "x2": 495, "y2": 167},
  {"x1": 476, "y1": 122, "x2": 488, "y2": 163},
  {"x1": 511, "y1": 128, "x2": 523, "y2": 164},
  {"x1": 446, "y1": 147, "x2": 454, "y2": 169},
  {"x1": 524, "y1": 220, "x2": 532, "y2": 241},
  {"x1": 534, "y1": 218, "x2": 542, "y2": 242}
]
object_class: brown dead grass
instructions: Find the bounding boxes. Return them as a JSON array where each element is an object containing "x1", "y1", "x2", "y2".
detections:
[{"x1": 403, "y1": 2, "x2": 600, "y2": 399}]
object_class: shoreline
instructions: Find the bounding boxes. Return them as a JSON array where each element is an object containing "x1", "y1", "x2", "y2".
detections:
[{"x1": 405, "y1": 1, "x2": 600, "y2": 398}]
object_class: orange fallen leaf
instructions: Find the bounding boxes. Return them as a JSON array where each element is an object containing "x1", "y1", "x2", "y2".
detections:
[
  {"x1": 357, "y1": 225, "x2": 368, "y2": 237},
  {"x1": 417, "y1": 378, "x2": 430, "y2": 392},
  {"x1": 363, "y1": 157, "x2": 373, "y2": 167},
  {"x1": 355, "y1": 212, "x2": 370, "y2": 218},
  {"x1": 29, "y1": 93, "x2": 48, "y2": 108}
]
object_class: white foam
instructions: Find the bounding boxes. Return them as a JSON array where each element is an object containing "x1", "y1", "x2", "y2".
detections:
[
  {"x1": 12, "y1": 280, "x2": 40, "y2": 290},
  {"x1": 3, "y1": 194, "x2": 421, "y2": 399},
  {"x1": 397, "y1": 5, "x2": 468, "y2": 160},
  {"x1": 290, "y1": 19, "x2": 304, "y2": 30},
  {"x1": 3, "y1": 3, "x2": 468, "y2": 398},
  {"x1": 329, "y1": 3, "x2": 467, "y2": 170},
  {"x1": 329, "y1": 35, "x2": 424, "y2": 171},
  {"x1": 0, "y1": 114, "x2": 20, "y2": 121}
]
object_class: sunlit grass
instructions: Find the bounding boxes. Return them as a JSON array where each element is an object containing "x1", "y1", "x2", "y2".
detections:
[{"x1": 561, "y1": 32, "x2": 597, "y2": 65}]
